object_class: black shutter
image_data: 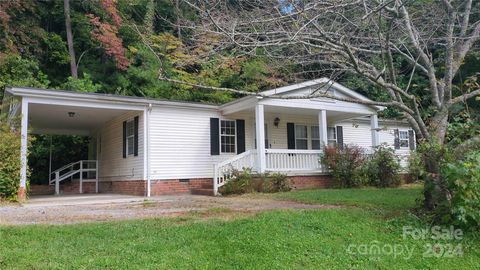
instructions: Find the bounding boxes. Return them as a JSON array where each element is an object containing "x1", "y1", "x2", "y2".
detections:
[
  {"x1": 134, "y1": 116, "x2": 139, "y2": 156},
  {"x1": 236, "y1": 119, "x2": 245, "y2": 154},
  {"x1": 394, "y1": 129, "x2": 400, "y2": 149},
  {"x1": 336, "y1": 126, "x2": 344, "y2": 149},
  {"x1": 210, "y1": 118, "x2": 220, "y2": 155},
  {"x1": 408, "y1": 130, "x2": 415, "y2": 150},
  {"x1": 122, "y1": 121, "x2": 127, "y2": 158},
  {"x1": 287, "y1": 123, "x2": 295, "y2": 149}
]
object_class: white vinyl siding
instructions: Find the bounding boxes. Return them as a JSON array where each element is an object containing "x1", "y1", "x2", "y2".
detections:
[
  {"x1": 149, "y1": 106, "x2": 246, "y2": 180},
  {"x1": 97, "y1": 111, "x2": 144, "y2": 182}
]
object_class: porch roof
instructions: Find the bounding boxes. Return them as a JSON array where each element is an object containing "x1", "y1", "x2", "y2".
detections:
[{"x1": 220, "y1": 78, "x2": 385, "y2": 116}]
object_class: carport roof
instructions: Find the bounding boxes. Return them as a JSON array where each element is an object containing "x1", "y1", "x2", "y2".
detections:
[{"x1": 4, "y1": 86, "x2": 219, "y2": 110}]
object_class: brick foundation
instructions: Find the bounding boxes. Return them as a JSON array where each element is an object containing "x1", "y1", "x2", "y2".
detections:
[
  {"x1": 150, "y1": 178, "x2": 212, "y2": 195},
  {"x1": 289, "y1": 175, "x2": 334, "y2": 190}
]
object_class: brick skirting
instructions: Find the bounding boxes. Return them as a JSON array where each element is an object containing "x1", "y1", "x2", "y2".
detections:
[
  {"x1": 289, "y1": 175, "x2": 334, "y2": 190},
  {"x1": 29, "y1": 178, "x2": 213, "y2": 196},
  {"x1": 33, "y1": 174, "x2": 419, "y2": 196}
]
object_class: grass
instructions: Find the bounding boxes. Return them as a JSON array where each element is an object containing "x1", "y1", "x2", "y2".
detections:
[
  {"x1": 269, "y1": 184, "x2": 423, "y2": 211},
  {"x1": 1, "y1": 186, "x2": 479, "y2": 269}
]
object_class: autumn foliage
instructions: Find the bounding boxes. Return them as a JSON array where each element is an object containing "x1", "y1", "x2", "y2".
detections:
[{"x1": 87, "y1": 0, "x2": 128, "y2": 70}]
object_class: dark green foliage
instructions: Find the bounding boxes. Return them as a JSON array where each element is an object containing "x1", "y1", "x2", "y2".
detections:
[
  {"x1": 219, "y1": 170, "x2": 291, "y2": 195},
  {"x1": 0, "y1": 121, "x2": 33, "y2": 201},
  {"x1": 320, "y1": 145, "x2": 366, "y2": 188},
  {"x1": 442, "y1": 151, "x2": 480, "y2": 229},
  {"x1": 219, "y1": 169, "x2": 253, "y2": 195},
  {"x1": 363, "y1": 144, "x2": 401, "y2": 188},
  {"x1": 28, "y1": 135, "x2": 89, "y2": 185},
  {"x1": 254, "y1": 172, "x2": 291, "y2": 193},
  {"x1": 0, "y1": 55, "x2": 50, "y2": 100}
]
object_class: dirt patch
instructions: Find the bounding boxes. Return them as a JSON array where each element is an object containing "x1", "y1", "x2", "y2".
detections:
[{"x1": 0, "y1": 195, "x2": 339, "y2": 225}]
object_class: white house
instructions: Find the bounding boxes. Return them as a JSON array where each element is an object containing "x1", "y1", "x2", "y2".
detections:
[{"x1": 2, "y1": 78, "x2": 415, "y2": 199}]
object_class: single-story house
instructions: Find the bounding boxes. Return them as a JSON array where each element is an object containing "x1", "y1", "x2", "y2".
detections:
[{"x1": 2, "y1": 78, "x2": 415, "y2": 199}]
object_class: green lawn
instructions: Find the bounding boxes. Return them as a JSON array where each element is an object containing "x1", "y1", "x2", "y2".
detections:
[{"x1": 1, "y1": 186, "x2": 479, "y2": 269}]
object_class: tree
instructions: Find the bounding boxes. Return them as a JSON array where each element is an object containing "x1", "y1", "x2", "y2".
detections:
[
  {"x1": 63, "y1": 0, "x2": 78, "y2": 79},
  {"x1": 168, "y1": 0, "x2": 480, "y2": 211}
]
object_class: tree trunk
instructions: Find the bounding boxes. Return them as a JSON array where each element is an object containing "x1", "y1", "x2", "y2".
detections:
[
  {"x1": 422, "y1": 112, "x2": 450, "y2": 210},
  {"x1": 175, "y1": 0, "x2": 181, "y2": 39},
  {"x1": 64, "y1": 0, "x2": 78, "y2": 79}
]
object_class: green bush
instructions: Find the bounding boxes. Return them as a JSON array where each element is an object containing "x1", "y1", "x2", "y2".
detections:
[
  {"x1": 256, "y1": 173, "x2": 291, "y2": 193},
  {"x1": 0, "y1": 122, "x2": 23, "y2": 200},
  {"x1": 407, "y1": 150, "x2": 424, "y2": 182},
  {"x1": 442, "y1": 151, "x2": 480, "y2": 229},
  {"x1": 219, "y1": 169, "x2": 253, "y2": 195},
  {"x1": 364, "y1": 144, "x2": 401, "y2": 188},
  {"x1": 219, "y1": 170, "x2": 290, "y2": 195},
  {"x1": 320, "y1": 144, "x2": 366, "y2": 188}
]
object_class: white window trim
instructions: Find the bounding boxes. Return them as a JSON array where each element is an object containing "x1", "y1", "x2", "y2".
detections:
[
  {"x1": 220, "y1": 119, "x2": 236, "y2": 154},
  {"x1": 399, "y1": 130, "x2": 410, "y2": 149},
  {"x1": 126, "y1": 119, "x2": 135, "y2": 156}
]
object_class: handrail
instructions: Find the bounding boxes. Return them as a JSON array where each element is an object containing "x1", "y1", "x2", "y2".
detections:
[
  {"x1": 216, "y1": 150, "x2": 256, "y2": 168},
  {"x1": 49, "y1": 160, "x2": 98, "y2": 195},
  {"x1": 213, "y1": 150, "x2": 257, "y2": 195},
  {"x1": 265, "y1": 149, "x2": 322, "y2": 154}
]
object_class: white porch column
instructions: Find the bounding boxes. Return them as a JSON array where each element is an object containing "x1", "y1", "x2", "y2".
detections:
[
  {"x1": 371, "y1": 114, "x2": 379, "y2": 148},
  {"x1": 318, "y1": 110, "x2": 328, "y2": 147},
  {"x1": 19, "y1": 98, "x2": 29, "y2": 200},
  {"x1": 144, "y1": 104, "x2": 152, "y2": 197},
  {"x1": 255, "y1": 104, "x2": 266, "y2": 173}
]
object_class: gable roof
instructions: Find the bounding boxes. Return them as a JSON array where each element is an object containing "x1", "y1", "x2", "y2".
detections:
[{"x1": 260, "y1": 77, "x2": 384, "y2": 111}]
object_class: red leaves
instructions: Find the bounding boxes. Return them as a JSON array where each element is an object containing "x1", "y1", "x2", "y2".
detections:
[
  {"x1": 87, "y1": 0, "x2": 129, "y2": 70},
  {"x1": 99, "y1": 0, "x2": 122, "y2": 28}
]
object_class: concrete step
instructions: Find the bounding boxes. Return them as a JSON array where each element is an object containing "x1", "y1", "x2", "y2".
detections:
[{"x1": 191, "y1": 188, "x2": 215, "y2": 196}]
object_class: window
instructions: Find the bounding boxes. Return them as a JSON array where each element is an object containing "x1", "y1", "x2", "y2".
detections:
[
  {"x1": 295, "y1": 125, "x2": 308, "y2": 149},
  {"x1": 311, "y1": 126, "x2": 337, "y2": 149},
  {"x1": 126, "y1": 120, "x2": 135, "y2": 155},
  {"x1": 399, "y1": 130, "x2": 409, "y2": 148},
  {"x1": 311, "y1": 126, "x2": 320, "y2": 150},
  {"x1": 221, "y1": 120, "x2": 236, "y2": 153},
  {"x1": 327, "y1": 127, "x2": 337, "y2": 146}
]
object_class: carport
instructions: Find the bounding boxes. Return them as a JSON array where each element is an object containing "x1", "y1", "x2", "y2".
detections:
[{"x1": 2, "y1": 87, "x2": 151, "y2": 200}]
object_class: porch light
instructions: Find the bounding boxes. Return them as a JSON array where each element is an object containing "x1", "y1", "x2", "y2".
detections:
[
  {"x1": 68, "y1": 112, "x2": 75, "y2": 118},
  {"x1": 274, "y1": 117, "x2": 280, "y2": 127}
]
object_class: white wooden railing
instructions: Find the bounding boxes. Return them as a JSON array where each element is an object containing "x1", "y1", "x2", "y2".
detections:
[
  {"x1": 213, "y1": 150, "x2": 257, "y2": 195},
  {"x1": 265, "y1": 149, "x2": 323, "y2": 172},
  {"x1": 49, "y1": 160, "x2": 98, "y2": 195}
]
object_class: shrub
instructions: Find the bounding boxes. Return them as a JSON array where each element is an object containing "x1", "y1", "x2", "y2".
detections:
[
  {"x1": 407, "y1": 150, "x2": 424, "y2": 182},
  {"x1": 442, "y1": 151, "x2": 480, "y2": 229},
  {"x1": 257, "y1": 173, "x2": 291, "y2": 193},
  {"x1": 218, "y1": 168, "x2": 253, "y2": 195},
  {"x1": 219, "y1": 170, "x2": 291, "y2": 195},
  {"x1": 0, "y1": 122, "x2": 23, "y2": 200},
  {"x1": 320, "y1": 144, "x2": 366, "y2": 188},
  {"x1": 365, "y1": 144, "x2": 401, "y2": 188}
]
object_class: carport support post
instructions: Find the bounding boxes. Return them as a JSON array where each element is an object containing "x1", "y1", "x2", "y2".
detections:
[
  {"x1": 371, "y1": 114, "x2": 379, "y2": 148},
  {"x1": 318, "y1": 110, "x2": 328, "y2": 147},
  {"x1": 18, "y1": 98, "x2": 29, "y2": 201},
  {"x1": 255, "y1": 104, "x2": 266, "y2": 173}
]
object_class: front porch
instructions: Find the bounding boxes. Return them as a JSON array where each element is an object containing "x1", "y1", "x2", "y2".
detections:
[{"x1": 214, "y1": 88, "x2": 383, "y2": 194}]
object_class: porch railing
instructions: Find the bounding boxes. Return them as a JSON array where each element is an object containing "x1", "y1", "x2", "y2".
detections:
[
  {"x1": 213, "y1": 150, "x2": 257, "y2": 195},
  {"x1": 49, "y1": 160, "x2": 98, "y2": 195},
  {"x1": 265, "y1": 149, "x2": 323, "y2": 172}
]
